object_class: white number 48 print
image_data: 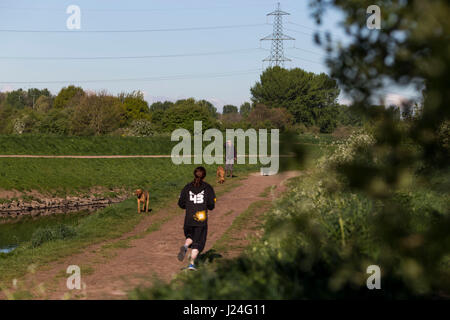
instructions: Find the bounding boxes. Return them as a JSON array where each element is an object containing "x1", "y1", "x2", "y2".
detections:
[{"x1": 189, "y1": 191, "x2": 204, "y2": 204}]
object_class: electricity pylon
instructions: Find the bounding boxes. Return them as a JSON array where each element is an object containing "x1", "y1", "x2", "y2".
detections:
[{"x1": 261, "y1": 2, "x2": 295, "y2": 68}]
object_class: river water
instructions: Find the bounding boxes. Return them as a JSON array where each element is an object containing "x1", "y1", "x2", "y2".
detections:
[{"x1": 0, "y1": 210, "x2": 93, "y2": 253}]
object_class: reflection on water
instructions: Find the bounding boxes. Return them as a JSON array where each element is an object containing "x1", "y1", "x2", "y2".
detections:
[
  {"x1": 0, "y1": 202, "x2": 113, "y2": 222},
  {"x1": 0, "y1": 208, "x2": 98, "y2": 251},
  {"x1": 0, "y1": 245, "x2": 17, "y2": 254}
]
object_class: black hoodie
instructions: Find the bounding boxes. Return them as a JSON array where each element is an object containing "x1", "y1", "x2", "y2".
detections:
[{"x1": 178, "y1": 181, "x2": 216, "y2": 227}]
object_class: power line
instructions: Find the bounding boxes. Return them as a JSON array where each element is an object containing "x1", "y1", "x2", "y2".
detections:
[
  {"x1": 285, "y1": 27, "x2": 344, "y2": 48},
  {"x1": 0, "y1": 1, "x2": 275, "y2": 13},
  {"x1": 0, "y1": 23, "x2": 267, "y2": 33},
  {"x1": 286, "y1": 21, "x2": 317, "y2": 31},
  {"x1": 258, "y1": 46, "x2": 324, "y2": 66},
  {"x1": 288, "y1": 55, "x2": 324, "y2": 66},
  {"x1": 284, "y1": 27, "x2": 313, "y2": 37},
  {"x1": 0, "y1": 48, "x2": 264, "y2": 61},
  {"x1": 0, "y1": 5, "x2": 234, "y2": 13},
  {"x1": 287, "y1": 45, "x2": 324, "y2": 56},
  {"x1": 0, "y1": 69, "x2": 262, "y2": 85}
]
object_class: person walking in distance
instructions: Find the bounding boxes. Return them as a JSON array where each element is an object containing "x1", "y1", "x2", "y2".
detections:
[
  {"x1": 177, "y1": 167, "x2": 216, "y2": 270},
  {"x1": 224, "y1": 140, "x2": 237, "y2": 178}
]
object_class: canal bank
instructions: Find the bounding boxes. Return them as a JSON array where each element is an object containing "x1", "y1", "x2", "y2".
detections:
[
  {"x1": 0, "y1": 193, "x2": 128, "y2": 253},
  {"x1": 0, "y1": 193, "x2": 127, "y2": 221}
]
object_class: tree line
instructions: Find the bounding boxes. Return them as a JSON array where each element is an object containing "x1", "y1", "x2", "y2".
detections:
[{"x1": 0, "y1": 67, "x2": 366, "y2": 136}]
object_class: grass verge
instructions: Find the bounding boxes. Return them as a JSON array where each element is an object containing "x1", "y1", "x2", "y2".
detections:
[{"x1": 212, "y1": 200, "x2": 270, "y2": 255}]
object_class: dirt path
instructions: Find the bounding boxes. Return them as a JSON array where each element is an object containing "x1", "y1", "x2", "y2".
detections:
[{"x1": 12, "y1": 171, "x2": 299, "y2": 300}]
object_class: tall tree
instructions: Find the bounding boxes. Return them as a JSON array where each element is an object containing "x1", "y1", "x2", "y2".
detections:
[
  {"x1": 71, "y1": 92, "x2": 123, "y2": 135},
  {"x1": 34, "y1": 95, "x2": 53, "y2": 113},
  {"x1": 162, "y1": 103, "x2": 216, "y2": 132},
  {"x1": 26, "y1": 88, "x2": 51, "y2": 109},
  {"x1": 239, "y1": 102, "x2": 252, "y2": 117},
  {"x1": 222, "y1": 105, "x2": 238, "y2": 114},
  {"x1": 149, "y1": 101, "x2": 174, "y2": 112},
  {"x1": 247, "y1": 104, "x2": 293, "y2": 130},
  {"x1": 118, "y1": 91, "x2": 150, "y2": 124},
  {"x1": 0, "y1": 92, "x2": 6, "y2": 106},
  {"x1": 5, "y1": 89, "x2": 27, "y2": 109},
  {"x1": 250, "y1": 67, "x2": 340, "y2": 126},
  {"x1": 38, "y1": 108, "x2": 71, "y2": 135},
  {"x1": 54, "y1": 85, "x2": 85, "y2": 109},
  {"x1": 198, "y1": 99, "x2": 218, "y2": 118}
]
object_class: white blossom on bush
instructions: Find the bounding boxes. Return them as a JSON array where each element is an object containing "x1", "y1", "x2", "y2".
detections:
[
  {"x1": 122, "y1": 119, "x2": 155, "y2": 137},
  {"x1": 13, "y1": 117, "x2": 26, "y2": 135},
  {"x1": 319, "y1": 130, "x2": 376, "y2": 168}
]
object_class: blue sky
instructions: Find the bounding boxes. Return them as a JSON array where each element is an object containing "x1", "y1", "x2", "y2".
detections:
[{"x1": 0, "y1": 0, "x2": 387, "y2": 110}]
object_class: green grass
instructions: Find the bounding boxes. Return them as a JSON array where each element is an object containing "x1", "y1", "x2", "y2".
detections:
[
  {"x1": 0, "y1": 158, "x2": 257, "y2": 196},
  {"x1": 0, "y1": 211, "x2": 91, "y2": 248},
  {"x1": 259, "y1": 185, "x2": 276, "y2": 198},
  {"x1": 0, "y1": 131, "x2": 326, "y2": 195},
  {"x1": 0, "y1": 134, "x2": 175, "y2": 155},
  {"x1": 0, "y1": 133, "x2": 335, "y2": 156},
  {"x1": 297, "y1": 133, "x2": 339, "y2": 145},
  {"x1": 213, "y1": 200, "x2": 269, "y2": 254}
]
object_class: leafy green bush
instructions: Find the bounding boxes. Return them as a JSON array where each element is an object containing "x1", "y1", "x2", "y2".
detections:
[
  {"x1": 38, "y1": 109, "x2": 72, "y2": 135},
  {"x1": 318, "y1": 116, "x2": 337, "y2": 133},
  {"x1": 320, "y1": 130, "x2": 376, "y2": 169},
  {"x1": 438, "y1": 120, "x2": 449, "y2": 154},
  {"x1": 161, "y1": 104, "x2": 216, "y2": 132},
  {"x1": 30, "y1": 224, "x2": 77, "y2": 248},
  {"x1": 332, "y1": 126, "x2": 354, "y2": 140},
  {"x1": 123, "y1": 119, "x2": 156, "y2": 137}
]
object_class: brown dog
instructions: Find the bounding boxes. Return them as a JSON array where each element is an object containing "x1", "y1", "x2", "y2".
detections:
[
  {"x1": 135, "y1": 189, "x2": 149, "y2": 213},
  {"x1": 217, "y1": 166, "x2": 225, "y2": 184}
]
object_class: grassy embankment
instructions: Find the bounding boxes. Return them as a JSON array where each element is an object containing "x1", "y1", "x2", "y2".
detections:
[
  {"x1": 0, "y1": 135, "x2": 175, "y2": 155},
  {"x1": 0, "y1": 133, "x2": 337, "y2": 156},
  {"x1": 0, "y1": 133, "x2": 332, "y2": 197}
]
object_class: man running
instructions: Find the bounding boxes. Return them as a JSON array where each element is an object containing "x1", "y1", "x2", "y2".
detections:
[{"x1": 177, "y1": 166, "x2": 216, "y2": 270}]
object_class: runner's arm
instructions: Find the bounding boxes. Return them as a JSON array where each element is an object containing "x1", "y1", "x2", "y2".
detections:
[
  {"x1": 178, "y1": 186, "x2": 187, "y2": 209},
  {"x1": 207, "y1": 186, "x2": 216, "y2": 211}
]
